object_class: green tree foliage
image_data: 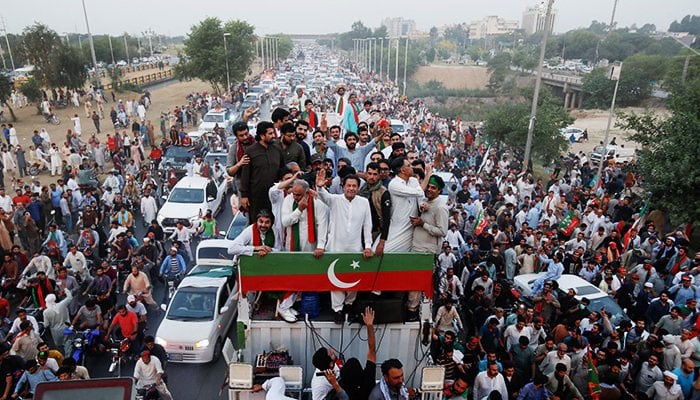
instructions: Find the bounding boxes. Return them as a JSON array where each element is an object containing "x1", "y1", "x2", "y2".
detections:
[
  {"x1": 337, "y1": 21, "x2": 372, "y2": 50},
  {"x1": 175, "y1": 18, "x2": 256, "y2": 94},
  {"x1": 373, "y1": 26, "x2": 388, "y2": 39},
  {"x1": 19, "y1": 23, "x2": 62, "y2": 87},
  {"x1": 598, "y1": 31, "x2": 653, "y2": 62},
  {"x1": 0, "y1": 74, "x2": 17, "y2": 121},
  {"x1": 443, "y1": 24, "x2": 469, "y2": 48},
  {"x1": 638, "y1": 24, "x2": 657, "y2": 34},
  {"x1": 19, "y1": 78, "x2": 43, "y2": 114},
  {"x1": 560, "y1": 30, "x2": 599, "y2": 61},
  {"x1": 52, "y1": 44, "x2": 88, "y2": 89},
  {"x1": 483, "y1": 88, "x2": 572, "y2": 163},
  {"x1": 487, "y1": 53, "x2": 512, "y2": 93},
  {"x1": 582, "y1": 54, "x2": 667, "y2": 108},
  {"x1": 588, "y1": 21, "x2": 609, "y2": 35},
  {"x1": 273, "y1": 34, "x2": 293, "y2": 60},
  {"x1": 669, "y1": 15, "x2": 700, "y2": 34},
  {"x1": 511, "y1": 48, "x2": 536, "y2": 70},
  {"x1": 616, "y1": 73, "x2": 700, "y2": 224}
]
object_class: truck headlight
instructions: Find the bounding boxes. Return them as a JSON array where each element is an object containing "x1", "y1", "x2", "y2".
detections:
[{"x1": 155, "y1": 337, "x2": 167, "y2": 347}]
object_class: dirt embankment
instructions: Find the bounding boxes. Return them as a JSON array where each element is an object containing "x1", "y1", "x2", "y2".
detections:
[{"x1": 412, "y1": 65, "x2": 490, "y2": 90}]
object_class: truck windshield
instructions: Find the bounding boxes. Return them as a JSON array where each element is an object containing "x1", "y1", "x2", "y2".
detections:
[
  {"x1": 166, "y1": 288, "x2": 217, "y2": 321},
  {"x1": 203, "y1": 114, "x2": 224, "y2": 123},
  {"x1": 168, "y1": 188, "x2": 204, "y2": 204}
]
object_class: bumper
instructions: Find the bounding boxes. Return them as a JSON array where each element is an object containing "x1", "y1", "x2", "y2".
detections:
[{"x1": 164, "y1": 344, "x2": 214, "y2": 364}]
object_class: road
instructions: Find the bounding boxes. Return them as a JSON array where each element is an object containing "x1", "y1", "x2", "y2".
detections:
[{"x1": 85, "y1": 193, "x2": 237, "y2": 400}]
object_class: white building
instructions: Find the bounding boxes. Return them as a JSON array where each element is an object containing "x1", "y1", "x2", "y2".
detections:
[
  {"x1": 522, "y1": 4, "x2": 557, "y2": 35},
  {"x1": 468, "y1": 16, "x2": 519, "y2": 39},
  {"x1": 381, "y1": 17, "x2": 417, "y2": 37}
]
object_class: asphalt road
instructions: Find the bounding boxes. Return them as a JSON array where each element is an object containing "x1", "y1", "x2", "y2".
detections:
[{"x1": 85, "y1": 193, "x2": 237, "y2": 400}]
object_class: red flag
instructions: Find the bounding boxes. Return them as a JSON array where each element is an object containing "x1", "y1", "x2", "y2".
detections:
[{"x1": 474, "y1": 211, "x2": 489, "y2": 235}]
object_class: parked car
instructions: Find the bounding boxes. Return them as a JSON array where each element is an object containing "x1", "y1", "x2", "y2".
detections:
[
  {"x1": 561, "y1": 126, "x2": 585, "y2": 142},
  {"x1": 513, "y1": 273, "x2": 629, "y2": 326}
]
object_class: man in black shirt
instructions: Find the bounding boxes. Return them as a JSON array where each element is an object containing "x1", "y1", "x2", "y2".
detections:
[{"x1": 0, "y1": 343, "x2": 24, "y2": 400}]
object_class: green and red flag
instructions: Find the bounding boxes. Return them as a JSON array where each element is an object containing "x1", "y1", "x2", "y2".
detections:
[
  {"x1": 587, "y1": 347, "x2": 601, "y2": 400},
  {"x1": 474, "y1": 211, "x2": 489, "y2": 235},
  {"x1": 559, "y1": 210, "x2": 580, "y2": 237},
  {"x1": 622, "y1": 195, "x2": 651, "y2": 249},
  {"x1": 238, "y1": 253, "x2": 434, "y2": 297}
]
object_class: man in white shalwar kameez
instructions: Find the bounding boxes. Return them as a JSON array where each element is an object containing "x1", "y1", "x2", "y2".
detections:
[
  {"x1": 268, "y1": 170, "x2": 298, "y2": 250},
  {"x1": 140, "y1": 191, "x2": 158, "y2": 228},
  {"x1": 316, "y1": 171, "x2": 373, "y2": 323},
  {"x1": 383, "y1": 157, "x2": 428, "y2": 253}
]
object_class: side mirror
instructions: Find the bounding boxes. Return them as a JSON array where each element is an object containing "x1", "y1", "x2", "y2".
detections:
[
  {"x1": 219, "y1": 306, "x2": 229, "y2": 314},
  {"x1": 207, "y1": 196, "x2": 215, "y2": 202},
  {"x1": 161, "y1": 195, "x2": 167, "y2": 200},
  {"x1": 160, "y1": 304, "x2": 167, "y2": 312}
]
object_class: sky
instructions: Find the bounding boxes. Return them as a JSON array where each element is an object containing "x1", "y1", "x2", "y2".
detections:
[{"x1": 1, "y1": 0, "x2": 697, "y2": 37}]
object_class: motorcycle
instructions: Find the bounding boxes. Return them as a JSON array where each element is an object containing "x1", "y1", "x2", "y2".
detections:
[
  {"x1": 43, "y1": 112, "x2": 60, "y2": 125},
  {"x1": 63, "y1": 326, "x2": 101, "y2": 365},
  {"x1": 108, "y1": 336, "x2": 134, "y2": 376},
  {"x1": 136, "y1": 383, "x2": 160, "y2": 400}
]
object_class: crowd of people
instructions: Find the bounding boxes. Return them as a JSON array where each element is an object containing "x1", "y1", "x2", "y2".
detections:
[{"x1": 0, "y1": 46, "x2": 696, "y2": 400}]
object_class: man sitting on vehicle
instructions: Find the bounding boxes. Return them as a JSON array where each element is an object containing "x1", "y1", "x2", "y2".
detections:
[
  {"x1": 71, "y1": 299, "x2": 103, "y2": 330},
  {"x1": 62, "y1": 245, "x2": 88, "y2": 282},
  {"x1": 107, "y1": 305, "x2": 140, "y2": 355},
  {"x1": 227, "y1": 209, "x2": 279, "y2": 257},
  {"x1": 123, "y1": 266, "x2": 157, "y2": 309},
  {"x1": 134, "y1": 350, "x2": 173, "y2": 400},
  {"x1": 3, "y1": 308, "x2": 40, "y2": 343},
  {"x1": 159, "y1": 247, "x2": 186, "y2": 281}
]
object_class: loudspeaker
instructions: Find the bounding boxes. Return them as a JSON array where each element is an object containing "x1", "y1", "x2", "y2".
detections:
[{"x1": 356, "y1": 298, "x2": 405, "y2": 324}]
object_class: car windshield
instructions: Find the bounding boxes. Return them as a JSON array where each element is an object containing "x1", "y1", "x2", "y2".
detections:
[
  {"x1": 588, "y1": 296, "x2": 627, "y2": 325},
  {"x1": 197, "y1": 247, "x2": 230, "y2": 261},
  {"x1": 203, "y1": 114, "x2": 224, "y2": 123},
  {"x1": 168, "y1": 188, "x2": 204, "y2": 204},
  {"x1": 165, "y1": 146, "x2": 192, "y2": 158},
  {"x1": 226, "y1": 213, "x2": 248, "y2": 240},
  {"x1": 204, "y1": 155, "x2": 224, "y2": 166},
  {"x1": 166, "y1": 288, "x2": 217, "y2": 321},
  {"x1": 391, "y1": 124, "x2": 405, "y2": 133}
]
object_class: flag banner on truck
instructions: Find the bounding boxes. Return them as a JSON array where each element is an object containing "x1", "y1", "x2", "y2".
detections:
[
  {"x1": 559, "y1": 210, "x2": 580, "y2": 237},
  {"x1": 238, "y1": 252, "x2": 434, "y2": 296}
]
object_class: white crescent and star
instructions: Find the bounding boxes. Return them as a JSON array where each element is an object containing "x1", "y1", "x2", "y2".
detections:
[{"x1": 327, "y1": 258, "x2": 361, "y2": 289}]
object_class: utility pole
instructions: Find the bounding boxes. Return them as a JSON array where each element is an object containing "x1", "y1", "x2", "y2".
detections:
[
  {"x1": 682, "y1": 55, "x2": 690, "y2": 83},
  {"x1": 223, "y1": 33, "x2": 231, "y2": 92},
  {"x1": 394, "y1": 37, "x2": 399, "y2": 86},
  {"x1": 403, "y1": 37, "x2": 409, "y2": 96},
  {"x1": 81, "y1": 0, "x2": 100, "y2": 87},
  {"x1": 387, "y1": 38, "x2": 391, "y2": 81},
  {"x1": 522, "y1": 0, "x2": 554, "y2": 169},
  {"x1": 607, "y1": 0, "x2": 619, "y2": 39},
  {"x1": 108, "y1": 35, "x2": 115, "y2": 65},
  {"x1": 0, "y1": 15, "x2": 15, "y2": 71},
  {"x1": 123, "y1": 34, "x2": 130, "y2": 65},
  {"x1": 379, "y1": 38, "x2": 384, "y2": 80},
  {"x1": 596, "y1": 63, "x2": 622, "y2": 182}
]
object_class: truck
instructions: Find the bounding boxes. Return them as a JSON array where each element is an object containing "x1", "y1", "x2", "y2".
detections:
[
  {"x1": 589, "y1": 144, "x2": 636, "y2": 165},
  {"x1": 227, "y1": 252, "x2": 435, "y2": 399}
]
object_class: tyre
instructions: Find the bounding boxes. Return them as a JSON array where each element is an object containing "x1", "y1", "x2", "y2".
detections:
[
  {"x1": 28, "y1": 166, "x2": 40, "y2": 175},
  {"x1": 210, "y1": 338, "x2": 223, "y2": 363}
]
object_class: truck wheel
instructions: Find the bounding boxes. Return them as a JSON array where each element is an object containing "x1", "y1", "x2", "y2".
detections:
[{"x1": 210, "y1": 338, "x2": 223, "y2": 363}]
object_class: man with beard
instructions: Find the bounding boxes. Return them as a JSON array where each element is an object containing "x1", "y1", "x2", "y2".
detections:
[
  {"x1": 358, "y1": 163, "x2": 392, "y2": 256},
  {"x1": 227, "y1": 122, "x2": 253, "y2": 189},
  {"x1": 279, "y1": 122, "x2": 307, "y2": 170},
  {"x1": 326, "y1": 131, "x2": 378, "y2": 173},
  {"x1": 227, "y1": 210, "x2": 279, "y2": 257},
  {"x1": 240, "y1": 122, "x2": 285, "y2": 224}
]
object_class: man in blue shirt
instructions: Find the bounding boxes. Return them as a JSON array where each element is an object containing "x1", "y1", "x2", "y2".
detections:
[
  {"x1": 13, "y1": 359, "x2": 58, "y2": 397},
  {"x1": 516, "y1": 374, "x2": 550, "y2": 400}
]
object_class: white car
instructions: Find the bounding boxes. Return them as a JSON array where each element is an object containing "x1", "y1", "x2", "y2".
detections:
[
  {"x1": 156, "y1": 251, "x2": 238, "y2": 363},
  {"x1": 561, "y1": 127, "x2": 585, "y2": 142},
  {"x1": 390, "y1": 119, "x2": 406, "y2": 135},
  {"x1": 513, "y1": 273, "x2": 629, "y2": 325},
  {"x1": 157, "y1": 176, "x2": 226, "y2": 234},
  {"x1": 199, "y1": 109, "x2": 233, "y2": 133}
]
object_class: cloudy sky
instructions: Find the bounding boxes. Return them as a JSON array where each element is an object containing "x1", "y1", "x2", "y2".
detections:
[{"x1": 1, "y1": 0, "x2": 696, "y2": 36}]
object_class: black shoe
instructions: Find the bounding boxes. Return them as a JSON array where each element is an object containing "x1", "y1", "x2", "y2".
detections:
[
  {"x1": 406, "y1": 310, "x2": 419, "y2": 322},
  {"x1": 334, "y1": 311, "x2": 344, "y2": 324}
]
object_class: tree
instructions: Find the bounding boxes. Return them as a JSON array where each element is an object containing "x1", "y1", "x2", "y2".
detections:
[
  {"x1": 444, "y1": 24, "x2": 469, "y2": 48},
  {"x1": 0, "y1": 74, "x2": 17, "y2": 121},
  {"x1": 337, "y1": 21, "x2": 372, "y2": 50},
  {"x1": 616, "y1": 73, "x2": 700, "y2": 224},
  {"x1": 486, "y1": 53, "x2": 512, "y2": 93},
  {"x1": 484, "y1": 88, "x2": 572, "y2": 163},
  {"x1": 19, "y1": 78, "x2": 43, "y2": 114},
  {"x1": 669, "y1": 15, "x2": 700, "y2": 34},
  {"x1": 273, "y1": 34, "x2": 293, "y2": 60},
  {"x1": 582, "y1": 54, "x2": 667, "y2": 108},
  {"x1": 373, "y1": 26, "x2": 388, "y2": 39},
  {"x1": 559, "y1": 30, "x2": 599, "y2": 61},
  {"x1": 588, "y1": 21, "x2": 609, "y2": 35},
  {"x1": 19, "y1": 23, "x2": 62, "y2": 87},
  {"x1": 638, "y1": 24, "x2": 657, "y2": 34},
  {"x1": 52, "y1": 44, "x2": 88, "y2": 89},
  {"x1": 175, "y1": 18, "x2": 256, "y2": 94},
  {"x1": 429, "y1": 27, "x2": 439, "y2": 46}
]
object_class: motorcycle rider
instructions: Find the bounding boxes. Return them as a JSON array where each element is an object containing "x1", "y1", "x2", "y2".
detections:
[
  {"x1": 134, "y1": 350, "x2": 173, "y2": 400},
  {"x1": 62, "y1": 245, "x2": 89, "y2": 282},
  {"x1": 42, "y1": 224, "x2": 67, "y2": 258},
  {"x1": 82, "y1": 265, "x2": 114, "y2": 316},
  {"x1": 123, "y1": 266, "x2": 157, "y2": 309}
]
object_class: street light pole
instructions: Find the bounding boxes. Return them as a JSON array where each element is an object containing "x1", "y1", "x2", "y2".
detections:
[
  {"x1": 522, "y1": 0, "x2": 554, "y2": 170},
  {"x1": 223, "y1": 32, "x2": 231, "y2": 93},
  {"x1": 403, "y1": 37, "x2": 409, "y2": 96},
  {"x1": 81, "y1": 0, "x2": 100, "y2": 87},
  {"x1": 387, "y1": 38, "x2": 391, "y2": 81},
  {"x1": 123, "y1": 34, "x2": 130, "y2": 65},
  {"x1": 379, "y1": 38, "x2": 384, "y2": 80},
  {"x1": 394, "y1": 37, "x2": 399, "y2": 86},
  {"x1": 0, "y1": 15, "x2": 15, "y2": 72},
  {"x1": 108, "y1": 35, "x2": 115, "y2": 65},
  {"x1": 596, "y1": 63, "x2": 622, "y2": 183}
]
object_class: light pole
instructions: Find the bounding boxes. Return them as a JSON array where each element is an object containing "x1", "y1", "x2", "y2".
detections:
[
  {"x1": 223, "y1": 32, "x2": 231, "y2": 92},
  {"x1": 403, "y1": 37, "x2": 409, "y2": 96},
  {"x1": 0, "y1": 15, "x2": 15, "y2": 72},
  {"x1": 81, "y1": 0, "x2": 100, "y2": 87},
  {"x1": 379, "y1": 38, "x2": 384, "y2": 80},
  {"x1": 261, "y1": 37, "x2": 266, "y2": 70},
  {"x1": 108, "y1": 35, "x2": 115, "y2": 65},
  {"x1": 522, "y1": 0, "x2": 554, "y2": 170},
  {"x1": 394, "y1": 37, "x2": 399, "y2": 86},
  {"x1": 387, "y1": 38, "x2": 391, "y2": 81},
  {"x1": 596, "y1": 63, "x2": 622, "y2": 183}
]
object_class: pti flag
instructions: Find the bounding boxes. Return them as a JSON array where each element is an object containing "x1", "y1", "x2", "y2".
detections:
[
  {"x1": 587, "y1": 347, "x2": 601, "y2": 400},
  {"x1": 559, "y1": 210, "x2": 580, "y2": 237},
  {"x1": 474, "y1": 211, "x2": 489, "y2": 235},
  {"x1": 622, "y1": 196, "x2": 650, "y2": 250},
  {"x1": 238, "y1": 253, "x2": 434, "y2": 296}
]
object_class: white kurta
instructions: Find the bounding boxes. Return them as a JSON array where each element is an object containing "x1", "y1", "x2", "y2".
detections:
[
  {"x1": 140, "y1": 196, "x2": 158, "y2": 224},
  {"x1": 281, "y1": 195, "x2": 328, "y2": 251},
  {"x1": 227, "y1": 224, "x2": 279, "y2": 256},
  {"x1": 268, "y1": 185, "x2": 286, "y2": 248},
  {"x1": 384, "y1": 176, "x2": 424, "y2": 253},
  {"x1": 317, "y1": 188, "x2": 372, "y2": 252}
]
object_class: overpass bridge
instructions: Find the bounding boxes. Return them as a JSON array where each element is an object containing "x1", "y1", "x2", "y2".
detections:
[
  {"x1": 515, "y1": 67, "x2": 585, "y2": 109},
  {"x1": 287, "y1": 34, "x2": 337, "y2": 40}
]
